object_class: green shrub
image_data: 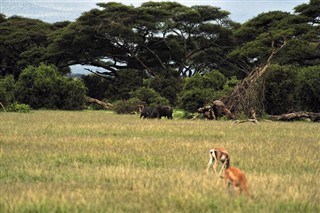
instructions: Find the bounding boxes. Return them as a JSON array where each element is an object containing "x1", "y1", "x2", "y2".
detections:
[
  {"x1": 263, "y1": 65, "x2": 300, "y2": 114},
  {"x1": 202, "y1": 70, "x2": 227, "y2": 90},
  {"x1": 298, "y1": 65, "x2": 320, "y2": 112},
  {"x1": 16, "y1": 64, "x2": 87, "y2": 110},
  {"x1": 0, "y1": 75, "x2": 17, "y2": 106},
  {"x1": 7, "y1": 103, "x2": 32, "y2": 113},
  {"x1": 148, "y1": 76, "x2": 182, "y2": 105},
  {"x1": 113, "y1": 98, "x2": 145, "y2": 114},
  {"x1": 178, "y1": 70, "x2": 234, "y2": 112},
  {"x1": 178, "y1": 88, "x2": 211, "y2": 112},
  {"x1": 130, "y1": 87, "x2": 169, "y2": 107},
  {"x1": 172, "y1": 109, "x2": 193, "y2": 119}
]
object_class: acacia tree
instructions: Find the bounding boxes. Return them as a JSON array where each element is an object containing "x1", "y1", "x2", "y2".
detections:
[
  {"x1": 0, "y1": 15, "x2": 69, "y2": 79},
  {"x1": 294, "y1": 0, "x2": 320, "y2": 25},
  {"x1": 47, "y1": 1, "x2": 237, "y2": 79},
  {"x1": 222, "y1": 0, "x2": 319, "y2": 115},
  {"x1": 16, "y1": 64, "x2": 87, "y2": 110}
]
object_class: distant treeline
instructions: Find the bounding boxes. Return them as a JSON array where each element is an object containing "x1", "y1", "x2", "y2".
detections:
[{"x1": 0, "y1": 1, "x2": 319, "y2": 115}]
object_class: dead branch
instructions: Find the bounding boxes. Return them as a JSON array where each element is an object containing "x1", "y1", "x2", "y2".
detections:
[
  {"x1": 0, "y1": 102, "x2": 6, "y2": 112},
  {"x1": 269, "y1": 112, "x2": 320, "y2": 122},
  {"x1": 222, "y1": 37, "x2": 287, "y2": 116},
  {"x1": 232, "y1": 119, "x2": 259, "y2": 125},
  {"x1": 84, "y1": 68, "x2": 115, "y2": 80},
  {"x1": 87, "y1": 97, "x2": 113, "y2": 109}
]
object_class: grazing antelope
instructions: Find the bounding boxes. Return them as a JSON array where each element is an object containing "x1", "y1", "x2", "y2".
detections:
[
  {"x1": 224, "y1": 166, "x2": 250, "y2": 197},
  {"x1": 207, "y1": 148, "x2": 230, "y2": 176}
]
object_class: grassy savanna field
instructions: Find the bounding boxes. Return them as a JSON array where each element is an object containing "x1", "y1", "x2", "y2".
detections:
[{"x1": 0, "y1": 111, "x2": 319, "y2": 212}]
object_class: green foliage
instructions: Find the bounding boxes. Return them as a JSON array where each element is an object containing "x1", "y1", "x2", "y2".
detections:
[
  {"x1": 0, "y1": 13, "x2": 5, "y2": 22},
  {"x1": 298, "y1": 65, "x2": 320, "y2": 112},
  {"x1": 183, "y1": 74, "x2": 204, "y2": 90},
  {"x1": 148, "y1": 75, "x2": 182, "y2": 105},
  {"x1": 16, "y1": 64, "x2": 87, "y2": 110},
  {"x1": 7, "y1": 103, "x2": 32, "y2": 113},
  {"x1": 203, "y1": 70, "x2": 227, "y2": 90},
  {"x1": 0, "y1": 16, "x2": 58, "y2": 78},
  {"x1": 131, "y1": 87, "x2": 169, "y2": 107},
  {"x1": 113, "y1": 98, "x2": 144, "y2": 114},
  {"x1": 107, "y1": 69, "x2": 143, "y2": 101},
  {"x1": 178, "y1": 88, "x2": 213, "y2": 112},
  {"x1": 0, "y1": 1, "x2": 319, "y2": 116},
  {"x1": 178, "y1": 70, "x2": 233, "y2": 112},
  {"x1": 172, "y1": 109, "x2": 193, "y2": 120},
  {"x1": 263, "y1": 64, "x2": 320, "y2": 114},
  {"x1": 264, "y1": 65, "x2": 300, "y2": 114},
  {"x1": 276, "y1": 39, "x2": 317, "y2": 65},
  {"x1": 82, "y1": 69, "x2": 142, "y2": 101},
  {"x1": 47, "y1": 1, "x2": 235, "y2": 79},
  {"x1": 229, "y1": 8, "x2": 318, "y2": 72},
  {"x1": 81, "y1": 74, "x2": 110, "y2": 101},
  {"x1": 0, "y1": 75, "x2": 16, "y2": 106},
  {"x1": 58, "y1": 78, "x2": 87, "y2": 110},
  {"x1": 294, "y1": 0, "x2": 320, "y2": 24}
]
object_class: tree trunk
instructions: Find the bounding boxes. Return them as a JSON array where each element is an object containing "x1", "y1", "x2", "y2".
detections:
[
  {"x1": 87, "y1": 97, "x2": 113, "y2": 109},
  {"x1": 269, "y1": 112, "x2": 320, "y2": 122}
]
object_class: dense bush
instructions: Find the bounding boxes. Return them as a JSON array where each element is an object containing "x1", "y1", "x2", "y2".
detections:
[
  {"x1": 7, "y1": 103, "x2": 32, "y2": 113},
  {"x1": 82, "y1": 69, "x2": 143, "y2": 102},
  {"x1": 82, "y1": 74, "x2": 110, "y2": 101},
  {"x1": 0, "y1": 75, "x2": 16, "y2": 107},
  {"x1": 130, "y1": 87, "x2": 169, "y2": 107},
  {"x1": 202, "y1": 70, "x2": 227, "y2": 90},
  {"x1": 263, "y1": 64, "x2": 320, "y2": 114},
  {"x1": 298, "y1": 65, "x2": 320, "y2": 112},
  {"x1": 263, "y1": 65, "x2": 300, "y2": 114},
  {"x1": 178, "y1": 70, "x2": 235, "y2": 112},
  {"x1": 178, "y1": 88, "x2": 215, "y2": 112},
  {"x1": 16, "y1": 64, "x2": 87, "y2": 110},
  {"x1": 148, "y1": 76, "x2": 182, "y2": 105},
  {"x1": 263, "y1": 65, "x2": 293, "y2": 114},
  {"x1": 113, "y1": 98, "x2": 145, "y2": 114}
]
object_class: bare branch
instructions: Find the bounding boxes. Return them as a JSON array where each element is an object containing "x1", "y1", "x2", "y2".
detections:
[{"x1": 222, "y1": 36, "x2": 288, "y2": 115}]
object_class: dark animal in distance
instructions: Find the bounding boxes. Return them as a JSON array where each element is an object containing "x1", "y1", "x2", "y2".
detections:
[
  {"x1": 152, "y1": 105, "x2": 173, "y2": 119},
  {"x1": 139, "y1": 105, "x2": 155, "y2": 119},
  {"x1": 139, "y1": 105, "x2": 173, "y2": 119}
]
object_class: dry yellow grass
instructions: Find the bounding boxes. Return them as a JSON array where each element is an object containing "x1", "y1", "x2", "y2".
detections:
[{"x1": 0, "y1": 111, "x2": 319, "y2": 212}]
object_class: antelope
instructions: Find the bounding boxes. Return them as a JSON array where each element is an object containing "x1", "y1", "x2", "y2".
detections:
[
  {"x1": 224, "y1": 166, "x2": 251, "y2": 197},
  {"x1": 207, "y1": 148, "x2": 230, "y2": 177}
]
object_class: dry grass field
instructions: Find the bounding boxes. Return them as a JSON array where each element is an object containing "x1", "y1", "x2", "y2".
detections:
[{"x1": 0, "y1": 111, "x2": 319, "y2": 212}]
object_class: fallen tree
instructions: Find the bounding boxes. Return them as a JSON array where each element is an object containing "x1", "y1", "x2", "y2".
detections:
[
  {"x1": 269, "y1": 112, "x2": 320, "y2": 122},
  {"x1": 222, "y1": 36, "x2": 287, "y2": 116},
  {"x1": 232, "y1": 109, "x2": 259, "y2": 125},
  {"x1": 87, "y1": 97, "x2": 113, "y2": 109},
  {"x1": 193, "y1": 100, "x2": 234, "y2": 120}
]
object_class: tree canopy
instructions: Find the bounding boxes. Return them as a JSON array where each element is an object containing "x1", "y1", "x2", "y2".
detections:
[
  {"x1": 0, "y1": 1, "x2": 319, "y2": 115},
  {"x1": 46, "y1": 1, "x2": 237, "y2": 79}
]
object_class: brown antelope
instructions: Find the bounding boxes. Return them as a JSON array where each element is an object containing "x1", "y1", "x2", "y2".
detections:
[
  {"x1": 224, "y1": 166, "x2": 251, "y2": 197},
  {"x1": 207, "y1": 148, "x2": 230, "y2": 177}
]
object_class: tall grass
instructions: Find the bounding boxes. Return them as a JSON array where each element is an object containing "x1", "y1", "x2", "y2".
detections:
[{"x1": 0, "y1": 111, "x2": 319, "y2": 212}]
